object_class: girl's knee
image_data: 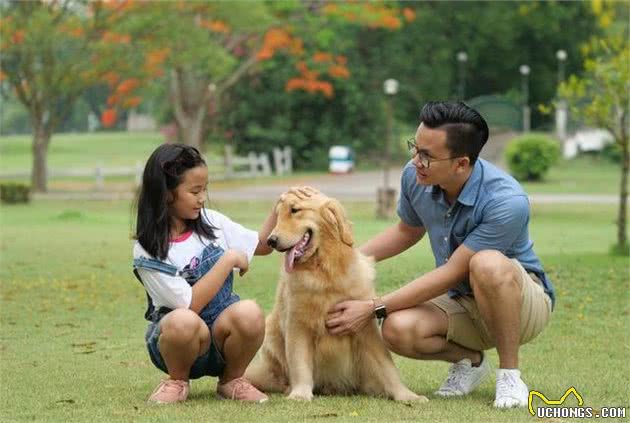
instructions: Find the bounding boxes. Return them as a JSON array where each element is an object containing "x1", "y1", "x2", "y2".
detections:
[
  {"x1": 231, "y1": 300, "x2": 266, "y2": 336},
  {"x1": 160, "y1": 308, "x2": 204, "y2": 341}
]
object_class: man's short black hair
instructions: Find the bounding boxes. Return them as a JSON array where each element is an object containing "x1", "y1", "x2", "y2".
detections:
[{"x1": 419, "y1": 101, "x2": 489, "y2": 165}]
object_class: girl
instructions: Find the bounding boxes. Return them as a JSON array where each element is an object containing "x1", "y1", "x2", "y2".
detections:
[{"x1": 132, "y1": 144, "x2": 276, "y2": 404}]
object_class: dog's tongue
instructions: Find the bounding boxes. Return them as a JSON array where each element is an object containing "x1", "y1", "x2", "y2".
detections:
[{"x1": 284, "y1": 246, "x2": 297, "y2": 273}]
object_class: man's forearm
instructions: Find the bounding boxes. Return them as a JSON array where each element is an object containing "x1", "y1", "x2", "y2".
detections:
[
  {"x1": 382, "y1": 266, "x2": 457, "y2": 313},
  {"x1": 381, "y1": 244, "x2": 475, "y2": 313},
  {"x1": 359, "y1": 222, "x2": 424, "y2": 262}
]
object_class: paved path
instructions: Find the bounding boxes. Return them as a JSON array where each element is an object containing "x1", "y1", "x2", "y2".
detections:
[
  {"x1": 210, "y1": 170, "x2": 619, "y2": 204},
  {"x1": 32, "y1": 130, "x2": 621, "y2": 204},
  {"x1": 33, "y1": 169, "x2": 619, "y2": 205}
]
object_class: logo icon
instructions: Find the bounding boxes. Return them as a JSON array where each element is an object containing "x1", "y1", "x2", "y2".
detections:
[{"x1": 528, "y1": 386, "x2": 584, "y2": 416}]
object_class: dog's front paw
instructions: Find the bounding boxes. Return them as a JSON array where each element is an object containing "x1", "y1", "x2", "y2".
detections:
[
  {"x1": 287, "y1": 385, "x2": 314, "y2": 401},
  {"x1": 394, "y1": 390, "x2": 429, "y2": 403}
]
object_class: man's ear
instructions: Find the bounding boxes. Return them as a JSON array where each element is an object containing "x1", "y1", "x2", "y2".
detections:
[
  {"x1": 456, "y1": 156, "x2": 470, "y2": 172},
  {"x1": 322, "y1": 199, "x2": 354, "y2": 247}
]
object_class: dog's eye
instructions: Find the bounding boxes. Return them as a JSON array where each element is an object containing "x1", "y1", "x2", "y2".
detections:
[{"x1": 290, "y1": 207, "x2": 300, "y2": 214}]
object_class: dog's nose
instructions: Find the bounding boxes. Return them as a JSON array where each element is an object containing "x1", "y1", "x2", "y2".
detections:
[{"x1": 267, "y1": 235, "x2": 278, "y2": 249}]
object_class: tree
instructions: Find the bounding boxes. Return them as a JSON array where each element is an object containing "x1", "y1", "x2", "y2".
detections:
[
  {"x1": 559, "y1": 1, "x2": 629, "y2": 255},
  {"x1": 0, "y1": 0, "x2": 135, "y2": 192},
  {"x1": 406, "y1": 1, "x2": 599, "y2": 127},
  {"x1": 221, "y1": 2, "x2": 413, "y2": 168},
  {"x1": 109, "y1": 1, "x2": 276, "y2": 150},
  {"x1": 220, "y1": 1, "x2": 600, "y2": 169}
]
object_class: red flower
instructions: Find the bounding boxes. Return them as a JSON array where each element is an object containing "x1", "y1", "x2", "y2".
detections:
[{"x1": 101, "y1": 109, "x2": 117, "y2": 128}]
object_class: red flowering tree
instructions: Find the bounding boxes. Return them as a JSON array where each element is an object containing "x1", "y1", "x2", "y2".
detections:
[
  {"x1": 0, "y1": 0, "x2": 136, "y2": 192},
  {"x1": 258, "y1": 2, "x2": 412, "y2": 100},
  {"x1": 221, "y1": 2, "x2": 412, "y2": 167},
  {"x1": 114, "y1": 2, "x2": 409, "y2": 149},
  {"x1": 109, "y1": 1, "x2": 276, "y2": 149}
]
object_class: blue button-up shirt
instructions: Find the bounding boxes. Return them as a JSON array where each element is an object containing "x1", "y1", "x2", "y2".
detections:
[{"x1": 397, "y1": 158, "x2": 555, "y2": 308}]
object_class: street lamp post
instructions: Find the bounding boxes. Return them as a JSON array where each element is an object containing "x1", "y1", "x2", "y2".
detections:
[
  {"x1": 377, "y1": 78, "x2": 399, "y2": 219},
  {"x1": 457, "y1": 51, "x2": 468, "y2": 100},
  {"x1": 555, "y1": 49, "x2": 568, "y2": 143},
  {"x1": 556, "y1": 49, "x2": 567, "y2": 86},
  {"x1": 519, "y1": 64, "x2": 531, "y2": 132}
]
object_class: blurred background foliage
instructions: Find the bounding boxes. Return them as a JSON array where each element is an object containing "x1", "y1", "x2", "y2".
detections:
[{"x1": 0, "y1": 0, "x2": 602, "y2": 169}]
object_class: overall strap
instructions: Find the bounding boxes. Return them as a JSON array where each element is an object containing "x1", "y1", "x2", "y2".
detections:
[
  {"x1": 133, "y1": 257, "x2": 181, "y2": 276},
  {"x1": 132, "y1": 268, "x2": 156, "y2": 321},
  {"x1": 132, "y1": 257, "x2": 181, "y2": 322}
]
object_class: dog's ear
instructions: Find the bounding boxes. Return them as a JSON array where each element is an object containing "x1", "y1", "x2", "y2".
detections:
[{"x1": 322, "y1": 199, "x2": 354, "y2": 247}]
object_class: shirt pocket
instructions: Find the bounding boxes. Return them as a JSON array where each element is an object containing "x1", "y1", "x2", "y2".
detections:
[{"x1": 450, "y1": 220, "x2": 476, "y2": 247}]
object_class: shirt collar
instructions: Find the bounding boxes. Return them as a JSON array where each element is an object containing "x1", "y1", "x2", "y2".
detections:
[
  {"x1": 456, "y1": 159, "x2": 483, "y2": 206},
  {"x1": 430, "y1": 159, "x2": 483, "y2": 206}
]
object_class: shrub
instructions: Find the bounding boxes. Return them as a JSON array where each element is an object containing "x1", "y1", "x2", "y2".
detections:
[
  {"x1": 609, "y1": 242, "x2": 630, "y2": 257},
  {"x1": 600, "y1": 142, "x2": 621, "y2": 163},
  {"x1": 505, "y1": 134, "x2": 561, "y2": 181},
  {"x1": 0, "y1": 182, "x2": 31, "y2": 204}
]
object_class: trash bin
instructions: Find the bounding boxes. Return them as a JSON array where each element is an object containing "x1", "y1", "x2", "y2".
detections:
[{"x1": 328, "y1": 145, "x2": 354, "y2": 174}]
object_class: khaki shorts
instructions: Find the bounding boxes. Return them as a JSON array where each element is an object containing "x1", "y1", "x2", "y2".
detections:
[{"x1": 429, "y1": 259, "x2": 552, "y2": 352}]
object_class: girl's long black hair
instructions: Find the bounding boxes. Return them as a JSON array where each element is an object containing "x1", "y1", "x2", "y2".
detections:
[{"x1": 134, "y1": 143, "x2": 216, "y2": 260}]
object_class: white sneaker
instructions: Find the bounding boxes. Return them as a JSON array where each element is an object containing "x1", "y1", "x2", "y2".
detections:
[
  {"x1": 494, "y1": 369, "x2": 529, "y2": 408},
  {"x1": 434, "y1": 353, "x2": 491, "y2": 397}
]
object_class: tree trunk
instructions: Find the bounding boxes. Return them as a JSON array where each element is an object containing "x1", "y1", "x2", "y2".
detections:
[
  {"x1": 617, "y1": 136, "x2": 629, "y2": 248},
  {"x1": 31, "y1": 120, "x2": 51, "y2": 193},
  {"x1": 169, "y1": 50, "x2": 257, "y2": 151},
  {"x1": 169, "y1": 69, "x2": 211, "y2": 151},
  {"x1": 178, "y1": 113, "x2": 206, "y2": 150}
]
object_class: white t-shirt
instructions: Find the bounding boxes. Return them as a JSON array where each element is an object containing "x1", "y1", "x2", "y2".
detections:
[{"x1": 133, "y1": 209, "x2": 259, "y2": 310}]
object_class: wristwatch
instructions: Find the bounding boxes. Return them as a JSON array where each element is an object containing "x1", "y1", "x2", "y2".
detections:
[{"x1": 372, "y1": 297, "x2": 387, "y2": 321}]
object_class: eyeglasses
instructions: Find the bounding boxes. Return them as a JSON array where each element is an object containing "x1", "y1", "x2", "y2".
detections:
[{"x1": 406, "y1": 138, "x2": 461, "y2": 168}]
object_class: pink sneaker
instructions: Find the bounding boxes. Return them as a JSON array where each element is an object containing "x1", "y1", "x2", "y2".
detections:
[
  {"x1": 147, "y1": 379, "x2": 190, "y2": 404},
  {"x1": 217, "y1": 377, "x2": 269, "y2": 403}
]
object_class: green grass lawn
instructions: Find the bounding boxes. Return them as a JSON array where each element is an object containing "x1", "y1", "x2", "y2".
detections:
[
  {"x1": 1, "y1": 199, "x2": 628, "y2": 422},
  {"x1": 520, "y1": 156, "x2": 621, "y2": 195},
  {"x1": 0, "y1": 132, "x2": 328, "y2": 192},
  {"x1": 0, "y1": 132, "x2": 164, "y2": 171}
]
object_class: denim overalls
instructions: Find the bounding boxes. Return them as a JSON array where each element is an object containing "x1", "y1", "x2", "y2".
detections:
[{"x1": 133, "y1": 241, "x2": 240, "y2": 379}]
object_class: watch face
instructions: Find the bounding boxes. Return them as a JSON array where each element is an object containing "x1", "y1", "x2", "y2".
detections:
[{"x1": 375, "y1": 305, "x2": 387, "y2": 319}]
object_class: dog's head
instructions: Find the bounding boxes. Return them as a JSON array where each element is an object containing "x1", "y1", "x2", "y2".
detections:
[{"x1": 268, "y1": 191, "x2": 353, "y2": 273}]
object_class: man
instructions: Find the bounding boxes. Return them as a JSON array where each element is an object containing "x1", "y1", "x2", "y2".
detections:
[{"x1": 325, "y1": 101, "x2": 555, "y2": 408}]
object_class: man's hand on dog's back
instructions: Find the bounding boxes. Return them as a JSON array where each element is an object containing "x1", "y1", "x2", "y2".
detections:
[{"x1": 326, "y1": 300, "x2": 374, "y2": 336}]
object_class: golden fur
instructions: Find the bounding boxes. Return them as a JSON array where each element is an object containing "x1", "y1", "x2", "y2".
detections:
[{"x1": 245, "y1": 191, "x2": 428, "y2": 402}]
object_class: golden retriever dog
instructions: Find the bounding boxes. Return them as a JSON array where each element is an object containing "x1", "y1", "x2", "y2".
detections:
[{"x1": 244, "y1": 190, "x2": 427, "y2": 402}]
